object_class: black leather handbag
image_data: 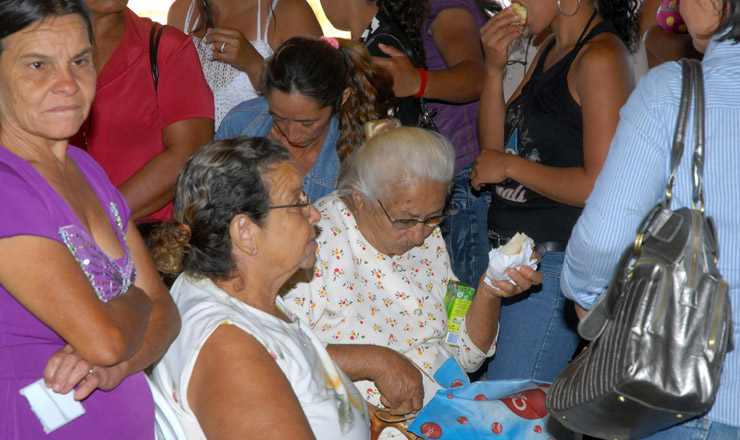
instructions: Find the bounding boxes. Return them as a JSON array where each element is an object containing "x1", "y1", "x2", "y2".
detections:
[{"x1": 545, "y1": 59, "x2": 733, "y2": 440}]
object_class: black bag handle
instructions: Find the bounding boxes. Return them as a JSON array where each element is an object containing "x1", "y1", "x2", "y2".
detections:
[{"x1": 149, "y1": 23, "x2": 168, "y2": 92}]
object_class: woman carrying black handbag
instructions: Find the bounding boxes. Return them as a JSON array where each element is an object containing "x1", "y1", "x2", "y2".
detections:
[{"x1": 560, "y1": 0, "x2": 740, "y2": 438}]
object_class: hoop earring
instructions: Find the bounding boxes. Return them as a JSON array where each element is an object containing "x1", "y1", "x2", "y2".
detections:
[{"x1": 557, "y1": 0, "x2": 581, "y2": 17}]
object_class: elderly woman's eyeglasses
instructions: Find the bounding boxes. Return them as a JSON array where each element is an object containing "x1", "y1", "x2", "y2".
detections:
[
  {"x1": 265, "y1": 192, "x2": 312, "y2": 217},
  {"x1": 376, "y1": 200, "x2": 449, "y2": 230}
]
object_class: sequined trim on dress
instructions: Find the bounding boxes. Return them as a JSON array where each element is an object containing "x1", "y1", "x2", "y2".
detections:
[{"x1": 59, "y1": 202, "x2": 136, "y2": 302}]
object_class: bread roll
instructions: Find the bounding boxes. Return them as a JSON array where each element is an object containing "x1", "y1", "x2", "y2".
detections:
[
  {"x1": 512, "y1": 3, "x2": 528, "y2": 25},
  {"x1": 499, "y1": 232, "x2": 532, "y2": 256}
]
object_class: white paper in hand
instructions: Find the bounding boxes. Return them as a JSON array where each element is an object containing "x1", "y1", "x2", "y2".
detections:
[
  {"x1": 485, "y1": 232, "x2": 538, "y2": 286},
  {"x1": 19, "y1": 378, "x2": 86, "y2": 433}
]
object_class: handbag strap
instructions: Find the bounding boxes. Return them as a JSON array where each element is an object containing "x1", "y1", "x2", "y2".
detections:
[
  {"x1": 149, "y1": 23, "x2": 168, "y2": 92},
  {"x1": 690, "y1": 59, "x2": 706, "y2": 211},
  {"x1": 666, "y1": 59, "x2": 705, "y2": 211},
  {"x1": 578, "y1": 60, "x2": 706, "y2": 341}
]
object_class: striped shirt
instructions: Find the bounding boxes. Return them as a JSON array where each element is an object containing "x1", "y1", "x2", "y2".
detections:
[{"x1": 560, "y1": 34, "x2": 740, "y2": 427}]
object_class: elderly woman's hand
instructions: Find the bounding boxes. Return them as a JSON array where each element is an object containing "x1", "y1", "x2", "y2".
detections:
[
  {"x1": 481, "y1": 263, "x2": 543, "y2": 298},
  {"x1": 374, "y1": 349, "x2": 424, "y2": 415}
]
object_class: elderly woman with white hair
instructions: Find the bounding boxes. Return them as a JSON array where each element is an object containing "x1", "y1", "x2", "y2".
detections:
[{"x1": 284, "y1": 121, "x2": 542, "y2": 428}]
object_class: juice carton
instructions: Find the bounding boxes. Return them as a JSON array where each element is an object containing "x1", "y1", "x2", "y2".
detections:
[{"x1": 443, "y1": 280, "x2": 476, "y2": 346}]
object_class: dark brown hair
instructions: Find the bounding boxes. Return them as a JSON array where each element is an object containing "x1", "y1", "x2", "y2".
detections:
[
  {"x1": 0, "y1": 0, "x2": 93, "y2": 56},
  {"x1": 260, "y1": 36, "x2": 395, "y2": 163}
]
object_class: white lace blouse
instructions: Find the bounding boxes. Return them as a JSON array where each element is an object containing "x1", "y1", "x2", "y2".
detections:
[{"x1": 183, "y1": 0, "x2": 278, "y2": 127}]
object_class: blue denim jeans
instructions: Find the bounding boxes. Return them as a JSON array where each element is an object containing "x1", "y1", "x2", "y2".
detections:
[
  {"x1": 481, "y1": 252, "x2": 581, "y2": 382},
  {"x1": 640, "y1": 418, "x2": 740, "y2": 440},
  {"x1": 439, "y1": 165, "x2": 491, "y2": 287}
]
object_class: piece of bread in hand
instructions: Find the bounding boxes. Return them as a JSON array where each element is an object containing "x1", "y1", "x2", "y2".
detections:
[
  {"x1": 512, "y1": 3, "x2": 528, "y2": 25},
  {"x1": 499, "y1": 232, "x2": 532, "y2": 256}
]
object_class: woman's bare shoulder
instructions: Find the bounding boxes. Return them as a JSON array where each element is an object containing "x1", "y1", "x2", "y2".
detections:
[
  {"x1": 272, "y1": 0, "x2": 323, "y2": 44},
  {"x1": 168, "y1": 0, "x2": 193, "y2": 31},
  {"x1": 573, "y1": 32, "x2": 634, "y2": 82}
]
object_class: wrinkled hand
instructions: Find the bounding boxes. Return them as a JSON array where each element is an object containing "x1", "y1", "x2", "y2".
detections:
[
  {"x1": 373, "y1": 43, "x2": 422, "y2": 98},
  {"x1": 374, "y1": 349, "x2": 424, "y2": 415},
  {"x1": 471, "y1": 148, "x2": 511, "y2": 190},
  {"x1": 479, "y1": 256, "x2": 543, "y2": 299},
  {"x1": 44, "y1": 345, "x2": 127, "y2": 401},
  {"x1": 480, "y1": 7, "x2": 525, "y2": 73},
  {"x1": 203, "y1": 27, "x2": 263, "y2": 74}
]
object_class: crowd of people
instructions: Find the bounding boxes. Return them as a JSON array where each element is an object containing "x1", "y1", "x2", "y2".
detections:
[{"x1": 0, "y1": 0, "x2": 738, "y2": 439}]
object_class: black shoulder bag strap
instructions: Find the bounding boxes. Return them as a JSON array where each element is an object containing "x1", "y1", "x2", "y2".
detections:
[{"x1": 149, "y1": 23, "x2": 169, "y2": 92}]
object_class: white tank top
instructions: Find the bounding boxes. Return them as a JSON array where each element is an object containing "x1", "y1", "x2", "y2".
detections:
[
  {"x1": 184, "y1": 0, "x2": 278, "y2": 127},
  {"x1": 150, "y1": 274, "x2": 370, "y2": 439}
]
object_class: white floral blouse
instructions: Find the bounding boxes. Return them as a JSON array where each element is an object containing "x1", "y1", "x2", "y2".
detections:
[{"x1": 284, "y1": 194, "x2": 497, "y2": 408}]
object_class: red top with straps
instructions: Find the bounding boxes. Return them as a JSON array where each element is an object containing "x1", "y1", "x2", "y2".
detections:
[{"x1": 71, "y1": 8, "x2": 214, "y2": 220}]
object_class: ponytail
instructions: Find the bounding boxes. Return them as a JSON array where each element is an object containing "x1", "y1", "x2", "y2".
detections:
[
  {"x1": 149, "y1": 222, "x2": 191, "y2": 276},
  {"x1": 336, "y1": 40, "x2": 395, "y2": 163}
]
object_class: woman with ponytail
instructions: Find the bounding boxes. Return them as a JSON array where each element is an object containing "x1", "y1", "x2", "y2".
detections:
[
  {"x1": 472, "y1": 0, "x2": 639, "y2": 382},
  {"x1": 215, "y1": 36, "x2": 395, "y2": 201}
]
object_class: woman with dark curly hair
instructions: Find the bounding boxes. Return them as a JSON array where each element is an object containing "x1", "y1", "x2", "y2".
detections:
[
  {"x1": 215, "y1": 36, "x2": 394, "y2": 201},
  {"x1": 318, "y1": 0, "x2": 428, "y2": 126},
  {"x1": 472, "y1": 0, "x2": 639, "y2": 382},
  {"x1": 150, "y1": 136, "x2": 370, "y2": 439}
]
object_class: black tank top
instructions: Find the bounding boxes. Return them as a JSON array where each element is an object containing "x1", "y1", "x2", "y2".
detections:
[{"x1": 488, "y1": 17, "x2": 617, "y2": 243}]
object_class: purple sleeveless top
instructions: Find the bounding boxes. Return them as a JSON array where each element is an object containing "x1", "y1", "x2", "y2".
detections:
[{"x1": 0, "y1": 145, "x2": 154, "y2": 439}]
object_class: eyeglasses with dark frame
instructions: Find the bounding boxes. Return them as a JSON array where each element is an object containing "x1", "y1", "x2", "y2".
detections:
[
  {"x1": 264, "y1": 191, "x2": 312, "y2": 217},
  {"x1": 376, "y1": 199, "x2": 449, "y2": 230}
]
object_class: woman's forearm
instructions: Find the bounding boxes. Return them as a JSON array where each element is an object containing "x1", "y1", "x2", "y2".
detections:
[
  {"x1": 463, "y1": 286, "x2": 501, "y2": 353},
  {"x1": 113, "y1": 290, "x2": 180, "y2": 375},
  {"x1": 119, "y1": 118, "x2": 214, "y2": 220},
  {"x1": 425, "y1": 61, "x2": 484, "y2": 103},
  {"x1": 118, "y1": 148, "x2": 189, "y2": 220},
  {"x1": 478, "y1": 69, "x2": 507, "y2": 150},
  {"x1": 505, "y1": 157, "x2": 595, "y2": 207}
]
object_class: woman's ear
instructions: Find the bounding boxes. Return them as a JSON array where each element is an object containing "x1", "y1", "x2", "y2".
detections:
[
  {"x1": 341, "y1": 87, "x2": 351, "y2": 106},
  {"x1": 229, "y1": 214, "x2": 260, "y2": 257},
  {"x1": 351, "y1": 188, "x2": 367, "y2": 211}
]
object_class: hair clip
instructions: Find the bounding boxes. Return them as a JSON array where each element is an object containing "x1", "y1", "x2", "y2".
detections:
[
  {"x1": 320, "y1": 36, "x2": 340, "y2": 50},
  {"x1": 364, "y1": 118, "x2": 401, "y2": 139},
  {"x1": 178, "y1": 223, "x2": 191, "y2": 235}
]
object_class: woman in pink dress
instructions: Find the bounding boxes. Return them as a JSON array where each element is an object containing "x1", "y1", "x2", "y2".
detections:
[{"x1": 0, "y1": 1, "x2": 179, "y2": 438}]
